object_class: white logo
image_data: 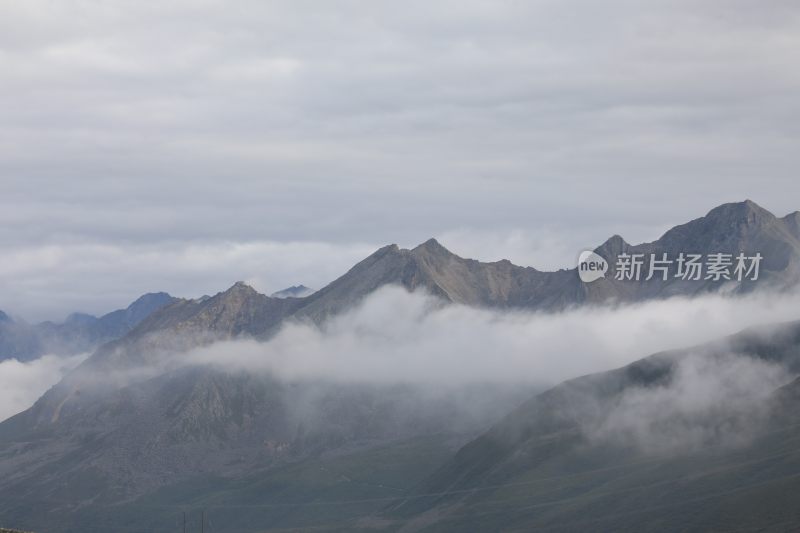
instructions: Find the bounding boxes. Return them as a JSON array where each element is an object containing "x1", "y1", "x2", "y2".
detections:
[{"x1": 578, "y1": 250, "x2": 608, "y2": 283}]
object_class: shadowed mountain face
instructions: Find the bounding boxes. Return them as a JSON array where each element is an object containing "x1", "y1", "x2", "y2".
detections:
[
  {"x1": 0, "y1": 284, "x2": 527, "y2": 533},
  {"x1": 0, "y1": 351, "x2": 526, "y2": 532},
  {"x1": 0, "y1": 292, "x2": 177, "y2": 362},
  {"x1": 383, "y1": 322, "x2": 800, "y2": 532}
]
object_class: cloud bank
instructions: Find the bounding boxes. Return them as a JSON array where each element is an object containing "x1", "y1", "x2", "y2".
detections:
[
  {"x1": 0, "y1": 353, "x2": 87, "y2": 421},
  {"x1": 184, "y1": 285, "x2": 800, "y2": 387},
  {"x1": 591, "y1": 353, "x2": 788, "y2": 455},
  {"x1": 8, "y1": 286, "x2": 800, "y2": 446}
]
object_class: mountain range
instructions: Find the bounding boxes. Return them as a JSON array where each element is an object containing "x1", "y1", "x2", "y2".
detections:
[
  {"x1": 87, "y1": 200, "x2": 800, "y2": 348},
  {"x1": 5, "y1": 199, "x2": 796, "y2": 364},
  {"x1": 2, "y1": 200, "x2": 800, "y2": 532},
  {"x1": 0, "y1": 292, "x2": 177, "y2": 362}
]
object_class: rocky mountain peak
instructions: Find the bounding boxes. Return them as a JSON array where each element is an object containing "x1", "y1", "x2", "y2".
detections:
[
  {"x1": 704, "y1": 199, "x2": 775, "y2": 227},
  {"x1": 270, "y1": 285, "x2": 316, "y2": 299},
  {"x1": 64, "y1": 312, "x2": 97, "y2": 325},
  {"x1": 128, "y1": 291, "x2": 174, "y2": 309},
  {"x1": 651, "y1": 199, "x2": 788, "y2": 255},
  {"x1": 123, "y1": 292, "x2": 176, "y2": 325},
  {"x1": 411, "y1": 238, "x2": 451, "y2": 256},
  {"x1": 224, "y1": 281, "x2": 260, "y2": 296},
  {"x1": 595, "y1": 234, "x2": 630, "y2": 257},
  {"x1": 783, "y1": 211, "x2": 800, "y2": 237}
]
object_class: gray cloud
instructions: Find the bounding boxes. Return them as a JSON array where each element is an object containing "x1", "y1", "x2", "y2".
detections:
[
  {"x1": 0, "y1": 352, "x2": 87, "y2": 421},
  {"x1": 590, "y1": 353, "x2": 789, "y2": 455},
  {"x1": 180, "y1": 285, "x2": 800, "y2": 387},
  {"x1": 22, "y1": 286, "x2": 799, "y2": 441},
  {"x1": 2, "y1": 0, "x2": 800, "y2": 317}
]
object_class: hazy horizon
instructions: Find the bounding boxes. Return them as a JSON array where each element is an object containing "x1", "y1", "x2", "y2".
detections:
[{"x1": 3, "y1": 0, "x2": 800, "y2": 321}]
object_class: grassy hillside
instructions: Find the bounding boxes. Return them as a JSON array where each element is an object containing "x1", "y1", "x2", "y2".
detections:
[{"x1": 1, "y1": 435, "x2": 455, "y2": 533}]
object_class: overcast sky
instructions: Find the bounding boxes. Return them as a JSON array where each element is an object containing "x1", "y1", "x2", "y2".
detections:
[{"x1": 2, "y1": 0, "x2": 800, "y2": 321}]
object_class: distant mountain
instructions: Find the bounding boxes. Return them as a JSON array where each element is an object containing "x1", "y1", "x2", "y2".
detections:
[
  {"x1": 383, "y1": 321, "x2": 800, "y2": 532},
  {"x1": 270, "y1": 285, "x2": 315, "y2": 299},
  {"x1": 0, "y1": 292, "x2": 177, "y2": 361}
]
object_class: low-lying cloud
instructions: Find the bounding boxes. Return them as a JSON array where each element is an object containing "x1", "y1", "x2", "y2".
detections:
[
  {"x1": 0, "y1": 352, "x2": 87, "y2": 421},
  {"x1": 8, "y1": 285, "x2": 800, "y2": 450},
  {"x1": 183, "y1": 285, "x2": 800, "y2": 388},
  {"x1": 591, "y1": 353, "x2": 789, "y2": 455}
]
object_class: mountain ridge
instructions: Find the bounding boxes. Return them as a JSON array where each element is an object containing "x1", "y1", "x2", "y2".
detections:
[
  {"x1": 56, "y1": 199, "x2": 800, "y2": 381},
  {"x1": 3, "y1": 200, "x2": 797, "y2": 352},
  {"x1": 69, "y1": 200, "x2": 800, "y2": 371}
]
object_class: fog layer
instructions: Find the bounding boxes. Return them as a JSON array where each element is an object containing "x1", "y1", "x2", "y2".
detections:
[{"x1": 184, "y1": 286, "x2": 800, "y2": 387}]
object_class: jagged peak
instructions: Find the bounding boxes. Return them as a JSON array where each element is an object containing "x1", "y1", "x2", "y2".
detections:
[
  {"x1": 652, "y1": 200, "x2": 778, "y2": 247},
  {"x1": 65, "y1": 311, "x2": 97, "y2": 324},
  {"x1": 603, "y1": 234, "x2": 629, "y2": 247},
  {"x1": 369, "y1": 243, "x2": 401, "y2": 257},
  {"x1": 0, "y1": 309, "x2": 11, "y2": 323},
  {"x1": 783, "y1": 211, "x2": 800, "y2": 238},
  {"x1": 270, "y1": 285, "x2": 316, "y2": 299},
  {"x1": 219, "y1": 281, "x2": 262, "y2": 298},
  {"x1": 411, "y1": 237, "x2": 452, "y2": 255},
  {"x1": 782, "y1": 210, "x2": 800, "y2": 224},
  {"x1": 128, "y1": 291, "x2": 173, "y2": 307},
  {"x1": 594, "y1": 234, "x2": 630, "y2": 255},
  {"x1": 704, "y1": 199, "x2": 775, "y2": 223}
]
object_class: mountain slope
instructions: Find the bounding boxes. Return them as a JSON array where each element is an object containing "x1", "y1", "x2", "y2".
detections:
[
  {"x1": 384, "y1": 321, "x2": 800, "y2": 532},
  {"x1": 0, "y1": 289, "x2": 525, "y2": 532},
  {"x1": 0, "y1": 367, "x2": 525, "y2": 532}
]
